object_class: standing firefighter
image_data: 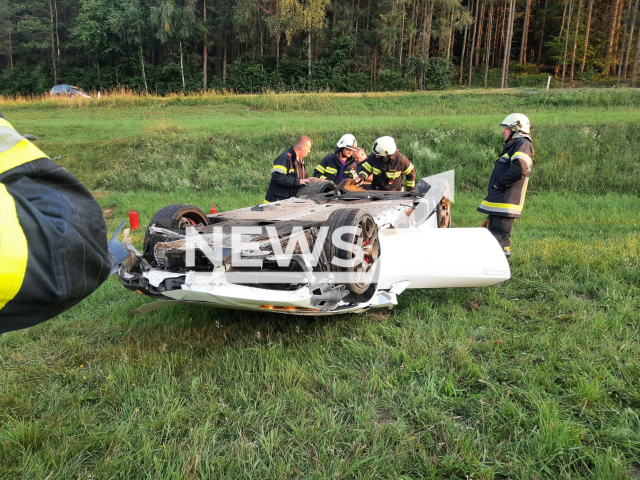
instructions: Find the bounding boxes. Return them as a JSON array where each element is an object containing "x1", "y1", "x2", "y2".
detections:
[
  {"x1": 0, "y1": 112, "x2": 111, "y2": 333},
  {"x1": 314, "y1": 134, "x2": 358, "y2": 183},
  {"x1": 478, "y1": 113, "x2": 534, "y2": 259},
  {"x1": 355, "y1": 136, "x2": 416, "y2": 192},
  {"x1": 265, "y1": 136, "x2": 312, "y2": 203}
]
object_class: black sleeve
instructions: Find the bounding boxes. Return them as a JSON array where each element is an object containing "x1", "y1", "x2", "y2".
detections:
[
  {"x1": 0, "y1": 159, "x2": 111, "y2": 334},
  {"x1": 496, "y1": 160, "x2": 524, "y2": 189}
]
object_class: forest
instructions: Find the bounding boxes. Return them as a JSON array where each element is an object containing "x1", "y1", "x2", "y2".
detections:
[{"x1": 1, "y1": 0, "x2": 639, "y2": 94}]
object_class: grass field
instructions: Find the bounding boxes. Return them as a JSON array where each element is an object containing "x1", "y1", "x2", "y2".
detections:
[{"x1": 1, "y1": 90, "x2": 639, "y2": 479}]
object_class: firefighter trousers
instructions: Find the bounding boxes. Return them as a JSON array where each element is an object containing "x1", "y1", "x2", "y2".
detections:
[{"x1": 488, "y1": 215, "x2": 514, "y2": 255}]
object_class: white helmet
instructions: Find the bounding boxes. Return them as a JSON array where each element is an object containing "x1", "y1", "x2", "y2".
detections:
[
  {"x1": 337, "y1": 134, "x2": 357, "y2": 151},
  {"x1": 500, "y1": 113, "x2": 531, "y2": 134},
  {"x1": 372, "y1": 136, "x2": 397, "y2": 157}
]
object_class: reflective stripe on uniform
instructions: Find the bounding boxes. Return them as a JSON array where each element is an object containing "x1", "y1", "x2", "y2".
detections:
[
  {"x1": 371, "y1": 167, "x2": 381, "y2": 175},
  {"x1": 405, "y1": 181, "x2": 415, "y2": 187},
  {"x1": 288, "y1": 168, "x2": 295, "y2": 173},
  {"x1": 0, "y1": 131, "x2": 48, "y2": 176},
  {"x1": 386, "y1": 171, "x2": 401, "y2": 179},
  {"x1": 325, "y1": 167, "x2": 337, "y2": 174},
  {"x1": 512, "y1": 151, "x2": 532, "y2": 169},
  {"x1": 263, "y1": 199, "x2": 270, "y2": 204},
  {"x1": 271, "y1": 165, "x2": 287, "y2": 174},
  {"x1": 362, "y1": 162, "x2": 372, "y2": 172},
  {"x1": 315, "y1": 165, "x2": 326, "y2": 173},
  {"x1": 479, "y1": 177, "x2": 529, "y2": 215},
  {"x1": 0, "y1": 183, "x2": 28, "y2": 311},
  {"x1": 320, "y1": 175, "x2": 327, "y2": 180},
  {"x1": 402, "y1": 162, "x2": 414, "y2": 175}
]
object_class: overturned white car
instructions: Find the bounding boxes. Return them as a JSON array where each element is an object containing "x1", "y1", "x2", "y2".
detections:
[{"x1": 111, "y1": 173, "x2": 510, "y2": 315}]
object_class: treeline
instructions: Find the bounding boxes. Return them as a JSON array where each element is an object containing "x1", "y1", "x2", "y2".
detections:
[{"x1": 1, "y1": 0, "x2": 639, "y2": 95}]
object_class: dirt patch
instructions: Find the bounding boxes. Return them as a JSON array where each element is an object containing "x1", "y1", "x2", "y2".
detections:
[
  {"x1": 102, "y1": 206, "x2": 116, "y2": 219},
  {"x1": 91, "y1": 190, "x2": 109, "y2": 198}
]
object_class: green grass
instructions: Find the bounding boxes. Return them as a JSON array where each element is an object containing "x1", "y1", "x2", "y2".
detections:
[{"x1": 1, "y1": 90, "x2": 639, "y2": 479}]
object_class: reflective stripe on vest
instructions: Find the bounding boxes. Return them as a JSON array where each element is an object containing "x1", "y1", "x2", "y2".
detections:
[
  {"x1": 0, "y1": 122, "x2": 48, "y2": 175},
  {"x1": 479, "y1": 177, "x2": 530, "y2": 215},
  {"x1": 0, "y1": 183, "x2": 28, "y2": 311}
]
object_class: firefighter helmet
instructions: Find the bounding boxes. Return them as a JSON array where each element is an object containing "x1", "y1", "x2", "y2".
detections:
[
  {"x1": 336, "y1": 134, "x2": 357, "y2": 151},
  {"x1": 500, "y1": 113, "x2": 531, "y2": 134},
  {"x1": 372, "y1": 136, "x2": 397, "y2": 157}
]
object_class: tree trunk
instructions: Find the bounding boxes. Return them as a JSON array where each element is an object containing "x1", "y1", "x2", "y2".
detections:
[
  {"x1": 48, "y1": 0, "x2": 57, "y2": 85},
  {"x1": 424, "y1": 0, "x2": 433, "y2": 58},
  {"x1": 484, "y1": 1, "x2": 494, "y2": 86},
  {"x1": 559, "y1": 0, "x2": 568, "y2": 39},
  {"x1": 8, "y1": 31, "x2": 13, "y2": 69},
  {"x1": 562, "y1": 0, "x2": 574, "y2": 87},
  {"x1": 139, "y1": 44, "x2": 148, "y2": 94},
  {"x1": 613, "y1": 0, "x2": 627, "y2": 76},
  {"x1": 632, "y1": 20, "x2": 640, "y2": 85},
  {"x1": 399, "y1": 2, "x2": 405, "y2": 66},
  {"x1": 537, "y1": 0, "x2": 549, "y2": 65},
  {"x1": 580, "y1": 0, "x2": 594, "y2": 71},
  {"x1": 605, "y1": 0, "x2": 622, "y2": 74},
  {"x1": 459, "y1": 24, "x2": 469, "y2": 84},
  {"x1": 475, "y1": 2, "x2": 485, "y2": 66},
  {"x1": 500, "y1": 1, "x2": 507, "y2": 67},
  {"x1": 408, "y1": 0, "x2": 416, "y2": 57},
  {"x1": 501, "y1": 0, "x2": 516, "y2": 88},
  {"x1": 468, "y1": 0, "x2": 480, "y2": 87},
  {"x1": 570, "y1": 0, "x2": 582, "y2": 81},
  {"x1": 446, "y1": 8, "x2": 454, "y2": 60},
  {"x1": 276, "y1": 34, "x2": 280, "y2": 71},
  {"x1": 624, "y1": 0, "x2": 639, "y2": 79},
  {"x1": 54, "y1": 0, "x2": 60, "y2": 59},
  {"x1": 180, "y1": 42, "x2": 185, "y2": 90},
  {"x1": 223, "y1": 38, "x2": 228, "y2": 83},
  {"x1": 308, "y1": 31, "x2": 312, "y2": 81},
  {"x1": 203, "y1": 0, "x2": 207, "y2": 92},
  {"x1": 520, "y1": 0, "x2": 532, "y2": 64}
]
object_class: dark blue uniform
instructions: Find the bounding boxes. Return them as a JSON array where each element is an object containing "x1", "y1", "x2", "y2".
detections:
[
  {"x1": 313, "y1": 149, "x2": 358, "y2": 183},
  {"x1": 0, "y1": 112, "x2": 111, "y2": 333},
  {"x1": 265, "y1": 147, "x2": 306, "y2": 202},
  {"x1": 478, "y1": 134, "x2": 534, "y2": 254}
]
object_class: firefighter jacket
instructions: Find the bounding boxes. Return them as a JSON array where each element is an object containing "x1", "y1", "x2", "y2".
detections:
[
  {"x1": 477, "y1": 133, "x2": 534, "y2": 218},
  {"x1": 265, "y1": 147, "x2": 307, "y2": 202},
  {"x1": 313, "y1": 149, "x2": 358, "y2": 183},
  {"x1": 0, "y1": 112, "x2": 111, "y2": 334},
  {"x1": 358, "y1": 151, "x2": 416, "y2": 191}
]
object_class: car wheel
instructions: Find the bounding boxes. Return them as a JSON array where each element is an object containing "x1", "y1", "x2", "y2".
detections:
[
  {"x1": 437, "y1": 197, "x2": 451, "y2": 228},
  {"x1": 324, "y1": 208, "x2": 379, "y2": 296},
  {"x1": 143, "y1": 204, "x2": 209, "y2": 262},
  {"x1": 296, "y1": 179, "x2": 335, "y2": 197}
]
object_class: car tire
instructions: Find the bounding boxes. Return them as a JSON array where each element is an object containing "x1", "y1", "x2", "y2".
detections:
[
  {"x1": 324, "y1": 208, "x2": 379, "y2": 297},
  {"x1": 296, "y1": 180, "x2": 335, "y2": 197},
  {"x1": 143, "y1": 204, "x2": 209, "y2": 262}
]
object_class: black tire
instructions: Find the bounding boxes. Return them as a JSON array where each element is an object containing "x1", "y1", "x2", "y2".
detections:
[
  {"x1": 323, "y1": 209, "x2": 380, "y2": 296},
  {"x1": 143, "y1": 204, "x2": 209, "y2": 261},
  {"x1": 296, "y1": 180, "x2": 335, "y2": 197},
  {"x1": 437, "y1": 197, "x2": 451, "y2": 228}
]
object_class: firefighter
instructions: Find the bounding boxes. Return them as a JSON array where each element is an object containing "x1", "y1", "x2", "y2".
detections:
[
  {"x1": 477, "y1": 113, "x2": 534, "y2": 259},
  {"x1": 355, "y1": 136, "x2": 416, "y2": 192},
  {"x1": 0, "y1": 112, "x2": 111, "y2": 334},
  {"x1": 265, "y1": 136, "x2": 312, "y2": 203},
  {"x1": 348, "y1": 147, "x2": 371, "y2": 182},
  {"x1": 313, "y1": 134, "x2": 358, "y2": 183}
]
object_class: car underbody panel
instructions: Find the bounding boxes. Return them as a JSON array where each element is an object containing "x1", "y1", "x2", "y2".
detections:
[{"x1": 113, "y1": 174, "x2": 510, "y2": 316}]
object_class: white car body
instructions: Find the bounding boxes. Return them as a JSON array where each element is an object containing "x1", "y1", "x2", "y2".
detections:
[{"x1": 114, "y1": 174, "x2": 510, "y2": 315}]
